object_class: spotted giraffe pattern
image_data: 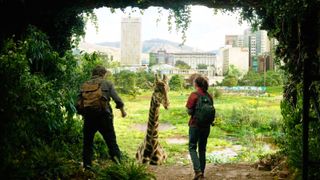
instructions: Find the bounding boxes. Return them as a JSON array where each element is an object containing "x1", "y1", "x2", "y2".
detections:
[{"x1": 136, "y1": 74, "x2": 169, "y2": 165}]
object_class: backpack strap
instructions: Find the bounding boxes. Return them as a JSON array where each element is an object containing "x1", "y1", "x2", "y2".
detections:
[{"x1": 195, "y1": 91, "x2": 212, "y2": 105}]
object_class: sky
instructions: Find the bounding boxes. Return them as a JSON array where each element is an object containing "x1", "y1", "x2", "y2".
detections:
[{"x1": 84, "y1": 5, "x2": 250, "y2": 51}]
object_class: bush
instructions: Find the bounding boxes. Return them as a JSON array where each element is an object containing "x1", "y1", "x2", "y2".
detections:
[
  {"x1": 100, "y1": 157, "x2": 156, "y2": 180},
  {"x1": 280, "y1": 82, "x2": 320, "y2": 179},
  {"x1": 113, "y1": 70, "x2": 139, "y2": 96},
  {"x1": 239, "y1": 70, "x2": 284, "y2": 86},
  {"x1": 213, "y1": 88, "x2": 223, "y2": 99},
  {"x1": 0, "y1": 26, "x2": 83, "y2": 179},
  {"x1": 169, "y1": 74, "x2": 184, "y2": 91},
  {"x1": 136, "y1": 71, "x2": 155, "y2": 90},
  {"x1": 221, "y1": 75, "x2": 238, "y2": 86}
]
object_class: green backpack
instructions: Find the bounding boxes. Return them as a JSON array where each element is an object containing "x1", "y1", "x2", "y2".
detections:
[{"x1": 194, "y1": 92, "x2": 216, "y2": 127}]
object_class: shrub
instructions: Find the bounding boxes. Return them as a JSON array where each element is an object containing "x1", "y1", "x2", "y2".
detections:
[
  {"x1": 100, "y1": 158, "x2": 156, "y2": 180},
  {"x1": 212, "y1": 88, "x2": 222, "y2": 99},
  {"x1": 113, "y1": 70, "x2": 139, "y2": 96},
  {"x1": 169, "y1": 74, "x2": 184, "y2": 91},
  {"x1": 136, "y1": 71, "x2": 155, "y2": 90},
  {"x1": 0, "y1": 26, "x2": 83, "y2": 179},
  {"x1": 221, "y1": 75, "x2": 238, "y2": 86}
]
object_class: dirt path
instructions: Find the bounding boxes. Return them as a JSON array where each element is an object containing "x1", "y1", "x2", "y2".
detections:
[{"x1": 148, "y1": 163, "x2": 274, "y2": 180}]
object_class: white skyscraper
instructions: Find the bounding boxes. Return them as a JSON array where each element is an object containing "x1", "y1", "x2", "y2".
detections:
[{"x1": 121, "y1": 17, "x2": 141, "y2": 66}]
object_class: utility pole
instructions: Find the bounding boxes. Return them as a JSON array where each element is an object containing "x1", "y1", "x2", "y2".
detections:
[
  {"x1": 248, "y1": 36, "x2": 252, "y2": 69},
  {"x1": 264, "y1": 55, "x2": 266, "y2": 87}
]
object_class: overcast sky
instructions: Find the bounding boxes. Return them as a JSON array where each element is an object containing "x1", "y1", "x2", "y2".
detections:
[{"x1": 84, "y1": 5, "x2": 250, "y2": 51}]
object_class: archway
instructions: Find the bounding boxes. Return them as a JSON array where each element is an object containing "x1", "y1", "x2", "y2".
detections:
[{"x1": 0, "y1": 1, "x2": 319, "y2": 179}]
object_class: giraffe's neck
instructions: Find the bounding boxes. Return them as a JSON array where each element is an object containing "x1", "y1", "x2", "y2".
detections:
[
  {"x1": 136, "y1": 91, "x2": 168, "y2": 165},
  {"x1": 146, "y1": 94, "x2": 160, "y2": 142}
]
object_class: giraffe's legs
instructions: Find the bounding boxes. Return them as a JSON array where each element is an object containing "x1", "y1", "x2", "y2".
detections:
[
  {"x1": 136, "y1": 140, "x2": 167, "y2": 165},
  {"x1": 150, "y1": 143, "x2": 167, "y2": 165}
]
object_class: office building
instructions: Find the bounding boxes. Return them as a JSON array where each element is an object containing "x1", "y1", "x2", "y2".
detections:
[{"x1": 120, "y1": 17, "x2": 141, "y2": 66}]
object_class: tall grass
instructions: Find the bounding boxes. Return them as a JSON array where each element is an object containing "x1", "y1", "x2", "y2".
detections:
[{"x1": 109, "y1": 87, "x2": 283, "y2": 165}]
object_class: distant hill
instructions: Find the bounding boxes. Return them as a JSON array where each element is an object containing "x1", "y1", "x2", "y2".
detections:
[
  {"x1": 142, "y1": 39, "x2": 199, "y2": 53},
  {"x1": 77, "y1": 42, "x2": 121, "y2": 60},
  {"x1": 76, "y1": 42, "x2": 148, "y2": 61},
  {"x1": 96, "y1": 38, "x2": 205, "y2": 53},
  {"x1": 77, "y1": 39, "x2": 217, "y2": 64},
  {"x1": 210, "y1": 49, "x2": 219, "y2": 54},
  {"x1": 96, "y1": 41, "x2": 120, "y2": 48}
]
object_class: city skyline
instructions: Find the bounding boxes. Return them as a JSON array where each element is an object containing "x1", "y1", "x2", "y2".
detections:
[{"x1": 84, "y1": 6, "x2": 250, "y2": 51}]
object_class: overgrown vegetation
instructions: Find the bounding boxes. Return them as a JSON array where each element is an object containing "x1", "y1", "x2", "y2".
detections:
[
  {"x1": 0, "y1": 26, "x2": 285, "y2": 178},
  {"x1": 0, "y1": 26, "x2": 156, "y2": 179},
  {"x1": 220, "y1": 65, "x2": 284, "y2": 87},
  {"x1": 0, "y1": 0, "x2": 319, "y2": 178},
  {"x1": 116, "y1": 88, "x2": 283, "y2": 166},
  {"x1": 0, "y1": 26, "x2": 84, "y2": 179},
  {"x1": 175, "y1": 60, "x2": 191, "y2": 69},
  {"x1": 169, "y1": 74, "x2": 185, "y2": 91}
]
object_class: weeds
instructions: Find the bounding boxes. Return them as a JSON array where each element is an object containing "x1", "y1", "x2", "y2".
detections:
[{"x1": 99, "y1": 157, "x2": 156, "y2": 180}]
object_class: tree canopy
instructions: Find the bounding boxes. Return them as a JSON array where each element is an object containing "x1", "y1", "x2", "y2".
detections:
[{"x1": 0, "y1": 0, "x2": 319, "y2": 179}]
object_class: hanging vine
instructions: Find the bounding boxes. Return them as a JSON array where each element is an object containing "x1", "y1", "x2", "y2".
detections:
[
  {"x1": 0, "y1": 0, "x2": 319, "y2": 178},
  {"x1": 168, "y1": 5, "x2": 192, "y2": 45},
  {"x1": 236, "y1": 0, "x2": 319, "y2": 178}
]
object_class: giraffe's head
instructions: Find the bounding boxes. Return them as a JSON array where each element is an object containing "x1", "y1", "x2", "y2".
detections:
[{"x1": 153, "y1": 74, "x2": 170, "y2": 109}]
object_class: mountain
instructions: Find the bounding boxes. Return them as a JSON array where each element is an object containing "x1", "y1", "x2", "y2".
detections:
[
  {"x1": 96, "y1": 38, "x2": 205, "y2": 53},
  {"x1": 142, "y1": 39, "x2": 200, "y2": 53},
  {"x1": 77, "y1": 41, "x2": 121, "y2": 60},
  {"x1": 77, "y1": 39, "x2": 217, "y2": 62},
  {"x1": 76, "y1": 41, "x2": 149, "y2": 61},
  {"x1": 96, "y1": 41, "x2": 120, "y2": 48}
]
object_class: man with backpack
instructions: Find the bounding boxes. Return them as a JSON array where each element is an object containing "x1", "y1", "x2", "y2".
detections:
[
  {"x1": 186, "y1": 76, "x2": 215, "y2": 180},
  {"x1": 76, "y1": 65, "x2": 127, "y2": 170}
]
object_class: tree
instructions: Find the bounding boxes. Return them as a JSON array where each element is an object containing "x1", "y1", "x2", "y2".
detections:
[
  {"x1": 239, "y1": 69, "x2": 284, "y2": 86},
  {"x1": 221, "y1": 65, "x2": 241, "y2": 86},
  {"x1": 238, "y1": 69, "x2": 261, "y2": 86},
  {"x1": 149, "y1": 53, "x2": 157, "y2": 67},
  {"x1": 0, "y1": 0, "x2": 319, "y2": 178},
  {"x1": 136, "y1": 71, "x2": 155, "y2": 90},
  {"x1": 197, "y1": 64, "x2": 208, "y2": 69},
  {"x1": 113, "y1": 70, "x2": 138, "y2": 96},
  {"x1": 265, "y1": 70, "x2": 284, "y2": 86},
  {"x1": 221, "y1": 75, "x2": 238, "y2": 86},
  {"x1": 169, "y1": 74, "x2": 184, "y2": 90},
  {"x1": 175, "y1": 60, "x2": 191, "y2": 69},
  {"x1": 226, "y1": 65, "x2": 241, "y2": 77},
  {"x1": 0, "y1": 27, "x2": 84, "y2": 178}
]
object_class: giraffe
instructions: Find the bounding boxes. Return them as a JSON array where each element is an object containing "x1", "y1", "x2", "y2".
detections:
[{"x1": 136, "y1": 74, "x2": 170, "y2": 165}]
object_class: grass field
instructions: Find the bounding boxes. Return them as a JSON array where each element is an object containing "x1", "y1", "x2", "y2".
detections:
[{"x1": 104, "y1": 86, "x2": 283, "y2": 165}]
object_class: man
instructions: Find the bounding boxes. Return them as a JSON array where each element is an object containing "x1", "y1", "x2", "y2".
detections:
[{"x1": 77, "y1": 65, "x2": 127, "y2": 169}]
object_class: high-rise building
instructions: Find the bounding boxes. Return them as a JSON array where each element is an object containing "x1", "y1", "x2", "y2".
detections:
[
  {"x1": 256, "y1": 30, "x2": 270, "y2": 55},
  {"x1": 225, "y1": 35, "x2": 238, "y2": 47},
  {"x1": 243, "y1": 28, "x2": 270, "y2": 56},
  {"x1": 225, "y1": 35, "x2": 244, "y2": 47},
  {"x1": 243, "y1": 28, "x2": 273, "y2": 71},
  {"x1": 121, "y1": 17, "x2": 141, "y2": 66},
  {"x1": 221, "y1": 47, "x2": 249, "y2": 75}
]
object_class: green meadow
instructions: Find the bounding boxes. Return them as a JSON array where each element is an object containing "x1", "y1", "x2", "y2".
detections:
[{"x1": 105, "y1": 86, "x2": 283, "y2": 166}]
